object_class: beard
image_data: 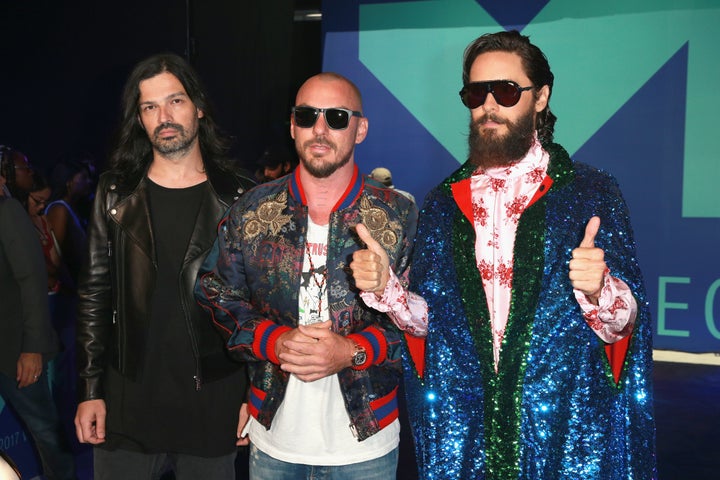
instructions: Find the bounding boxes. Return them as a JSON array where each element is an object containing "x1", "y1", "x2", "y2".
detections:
[
  {"x1": 298, "y1": 136, "x2": 352, "y2": 178},
  {"x1": 151, "y1": 121, "x2": 199, "y2": 157},
  {"x1": 468, "y1": 106, "x2": 536, "y2": 169}
]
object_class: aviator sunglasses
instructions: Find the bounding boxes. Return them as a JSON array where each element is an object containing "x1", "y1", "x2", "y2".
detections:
[
  {"x1": 292, "y1": 106, "x2": 363, "y2": 130},
  {"x1": 459, "y1": 80, "x2": 534, "y2": 109}
]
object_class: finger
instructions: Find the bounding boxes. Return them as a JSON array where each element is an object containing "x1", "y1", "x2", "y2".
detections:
[
  {"x1": 74, "y1": 421, "x2": 85, "y2": 443},
  {"x1": 94, "y1": 415, "x2": 106, "y2": 442},
  {"x1": 579, "y1": 216, "x2": 601, "y2": 248},
  {"x1": 281, "y1": 341, "x2": 313, "y2": 356},
  {"x1": 294, "y1": 372, "x2": 324, "y2": 382},
  {"x1": 297, "y1": 321, "x2": 332, "y2": 337},
  {"x1": 236, "y1": 404, "x2": 250, "y2": 446},
  {"x1": 75, "y1": 418, "x2": 92, "y2": 444},
  {"x1": 355, "y1": 223, "x2": 384, "y2": 256},
  {"x1": 17, "y1": 369, "x2": 34, "y2": 388}
]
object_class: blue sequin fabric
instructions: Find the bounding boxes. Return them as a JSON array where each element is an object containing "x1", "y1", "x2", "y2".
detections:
[{"x1": 405, "y1": 143, "x2": 656, "y2": 479}]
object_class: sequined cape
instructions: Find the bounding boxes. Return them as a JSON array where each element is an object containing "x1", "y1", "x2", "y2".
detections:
[{"x1": 404, "y1": 143, "x2": 656, "y2": 479}]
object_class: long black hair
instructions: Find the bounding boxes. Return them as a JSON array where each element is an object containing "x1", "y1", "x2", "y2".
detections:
[
  {"x1": 462, "y1": 30, "x2": 557, "y2": 144},
  {"x1": 109, "y1": 53, "x2": 235, "y2": 183}
]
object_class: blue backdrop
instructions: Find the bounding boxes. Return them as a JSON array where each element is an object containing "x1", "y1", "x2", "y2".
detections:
[{"x1": 322, "y1": 0, "x2": 720, "y2": 354}]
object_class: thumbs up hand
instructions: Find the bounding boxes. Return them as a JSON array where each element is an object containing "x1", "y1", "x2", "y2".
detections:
[
  {"x1": 569, "y1": 216, "x2": 606, "y2": 304},
  {"x1": 350, "y1": 223, "x2": 390, "y2": 296}
]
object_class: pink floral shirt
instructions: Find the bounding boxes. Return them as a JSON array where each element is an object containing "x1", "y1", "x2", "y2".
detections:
[
  {"x1": 471, "y1": 139, "x2": 636, "y2": 369},
  {"x1": 362, "y1": 139, "x2": 636, "y2": 363}
]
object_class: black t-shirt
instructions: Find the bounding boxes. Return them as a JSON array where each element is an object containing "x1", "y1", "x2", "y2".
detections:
[{"x1": 103, "y1": 178, "x2": 243, "y2": 457}]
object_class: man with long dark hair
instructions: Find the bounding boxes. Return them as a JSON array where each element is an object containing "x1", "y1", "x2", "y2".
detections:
[
  {"x1": 74, "y1": 53, "x2": 254, "y2": 479},
  {"x1": 401, "y1": 31, "x2": 656, "y2": 478}
]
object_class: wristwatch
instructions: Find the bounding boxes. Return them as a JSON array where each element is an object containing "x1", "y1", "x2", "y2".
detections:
[{"x1": 351, "y1": 343, "x2": 367, "y2": 368}]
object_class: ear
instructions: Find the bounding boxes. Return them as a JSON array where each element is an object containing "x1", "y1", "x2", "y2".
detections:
[
  {"x1": 289, "y1": 114, "x2": 296, "y2": 140},
  {"x1": 534, "y1": 85, "x2": 550, "y2": 113},
  {"x1": 354, "y1": 117, "x2": 369, "y2": 145},
  {"x1": 197, "y1": 108, "x2": 204, "y2": 119}
]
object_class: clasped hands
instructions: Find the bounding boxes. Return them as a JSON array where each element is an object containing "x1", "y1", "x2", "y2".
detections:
[
  {"x1": 276, "y1": 320, "x2": 355, "y2": 382},
  {"x1": 277, "y1": 223, "x2": 388, "y2": 382}
]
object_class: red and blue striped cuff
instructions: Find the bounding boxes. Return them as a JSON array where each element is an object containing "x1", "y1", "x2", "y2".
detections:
[
  {"x1": 252, "y1": 320, "x2": 291, "y2": 365},
  {"x1": 348, "y1": 326, "x2": 387, "y2": 370}
]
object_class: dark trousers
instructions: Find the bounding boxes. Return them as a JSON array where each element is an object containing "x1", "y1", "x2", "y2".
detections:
[
  {"x1": 0, "y1": 369, "x2": 76, "y2": 480},
  {"x1": 93, "y1": 447, "x2": 237, "y2": 480}
]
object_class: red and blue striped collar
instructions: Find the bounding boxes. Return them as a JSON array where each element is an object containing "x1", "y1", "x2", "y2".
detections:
[{"x1": 289, "y1": 163, "x2": 365, "y2": 212}]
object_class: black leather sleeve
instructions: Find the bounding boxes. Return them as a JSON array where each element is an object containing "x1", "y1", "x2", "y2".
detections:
[{"x1": 75, "y1": 174, "x2": 115, "y2": 402}]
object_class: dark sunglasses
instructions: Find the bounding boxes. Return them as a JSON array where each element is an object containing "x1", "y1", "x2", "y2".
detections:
[
  {"x1": 459, "y1": 80, "x2": 534, "y2": 109},
  {"x1": 292, "y1": 106, "x2": 363, "y2": 130}
]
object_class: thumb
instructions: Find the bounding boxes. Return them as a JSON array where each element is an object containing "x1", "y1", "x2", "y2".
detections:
[
  {"x1": 355, "y1": 223, "x2": 384, "y2": 256},
  {"x1": 579, "y1": 216, "x2": 601, "y2": 248}
]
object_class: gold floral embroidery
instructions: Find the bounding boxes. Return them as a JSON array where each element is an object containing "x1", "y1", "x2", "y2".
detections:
[
  {"x1": 242, "y1": 191, "x2": 292, "y2": 239},
  {"x1": 358, "y1": 196, "x2": 398, "y2": 249}
]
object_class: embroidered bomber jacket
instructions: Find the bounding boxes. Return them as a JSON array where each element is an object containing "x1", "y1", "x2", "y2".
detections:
[{"x1": 195, "y1": 165, "x2": 418, "y2": 441}]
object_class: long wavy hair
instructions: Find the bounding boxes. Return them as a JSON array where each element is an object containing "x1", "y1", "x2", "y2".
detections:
[
  {"x1": 109, "y1": 53, "x2": 234, "y2": 183},
  {"x1": 462, "y1": 30, "x2": 557, "y2": 144}
]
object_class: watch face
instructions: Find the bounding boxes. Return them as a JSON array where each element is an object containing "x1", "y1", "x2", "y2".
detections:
[{"x1": 353, "y1": 350, "x2": 367, "y2": 366}]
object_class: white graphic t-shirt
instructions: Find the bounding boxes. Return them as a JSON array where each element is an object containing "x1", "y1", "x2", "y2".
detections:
[{"x1": 246, "y1": 218, "x2": 399, "y2": 465}]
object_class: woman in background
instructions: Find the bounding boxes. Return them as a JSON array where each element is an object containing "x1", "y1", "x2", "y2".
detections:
[
  {"x1": 27, "y1": 174, "x2": 65, "y2": 293},
  {"x1": 46, "y1": 158, "x2": 91, "y2": 287}
]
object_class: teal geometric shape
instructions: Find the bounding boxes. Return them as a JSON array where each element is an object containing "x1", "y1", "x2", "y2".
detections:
[{"x1": 358, "y1": 0, "x2": 720, "y2": 217}]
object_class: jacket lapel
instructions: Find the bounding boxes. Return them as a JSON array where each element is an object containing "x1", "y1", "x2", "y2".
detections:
[
  {"x1": 184, "y1": 183, "x2": 225, "y2": 264},
  {"x1": 111, "y1": 179, "x2": 155, "y2": 262}
]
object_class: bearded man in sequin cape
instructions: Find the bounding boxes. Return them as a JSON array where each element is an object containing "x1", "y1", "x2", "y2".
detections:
[{"x1": 402, "y1": 31, "x2": 657, "y2": 479}]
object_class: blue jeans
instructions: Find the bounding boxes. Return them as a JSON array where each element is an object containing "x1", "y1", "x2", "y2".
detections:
[
  {"x1": 0, "y1": 369, "x2": 76, "y2": 480},
  {"x1": 93, "y1": 447, "x2": 237, "y2": 480},
  {"x1": 249, "y1": 444, "x2": 398, "y2": 480}
]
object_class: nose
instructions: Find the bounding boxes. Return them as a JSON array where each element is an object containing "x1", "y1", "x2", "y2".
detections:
[
  {"x1": 158, "y1": 103, "x2": 173, "y2": 123},
  {"x1": 312, "y1": 111, "x2": 329, "y2": 135},
  {"x1": 481, "y1": 90, "x2": 499, "y2": 112}
]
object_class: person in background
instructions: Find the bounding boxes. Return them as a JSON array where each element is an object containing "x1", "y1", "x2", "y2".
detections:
[
  {"x1": 402, "y1": 30, "x2": 656, "y2": 479},
  {"x1": 254, "y1": 143, "x2": 296, "y2": 182},
  {"x1": 195, "y1": 72, "x2": 421, "y2": 480},
  {"x1": 0, "y1": 146, "x2": 35, "y2": 201},
  {"x1": 0, "y1": 192, "x2": 77, "y2": 480},
  {"x1": 27, "y1": 172, "x2": 80, "y2": 452},
  {"x1": 74, "y1": 52, "x2": 254, "y2": 480},
  {"x1": 26, "y1": 174, "x2": 64, "y2": 293},
  {"x1": 45, "y1": 159, "x2": 91, "y2": 291},
  {"x1": 368, "y1": 167, "x2": 416, "y2": 204}
]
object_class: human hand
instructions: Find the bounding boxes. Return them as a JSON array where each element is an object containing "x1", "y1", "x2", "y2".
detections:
[
  {"x1": 16, "y1": 353, "x2": 42, "y2": 388},
  {"x1": 350, "y1": 223, "x2": 390, "y2": 296},
  {"x1": 279, "y1": 320, "x2": 354, "y2": 382},
  {"x1": 74, "y1": 399, "x2": 107, "y2": 444},
  {"x1": 569, "y1": 216, "x2": 607, "y2": 304},
  {"x1": 236, "y1": 403, "x2": 250, "y2": 446},
  {"x1": 274, "y1": 323, "x2": 321, "y2": 361}
]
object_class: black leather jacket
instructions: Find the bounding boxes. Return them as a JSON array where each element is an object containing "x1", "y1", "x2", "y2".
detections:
[{"x1": 76, "y1": 164, "x2": 254, "y2": 402}]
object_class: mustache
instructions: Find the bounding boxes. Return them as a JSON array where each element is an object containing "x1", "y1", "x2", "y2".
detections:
[
  {"x1": 303, "y1": 136, "x2": 336, "y2": 150},
  {"x1": 153, "y1": 122, "x2": 185, "y2": 136},
  {"x1": 472, "y1": 113, "x2": 506, "y2": 127}
]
